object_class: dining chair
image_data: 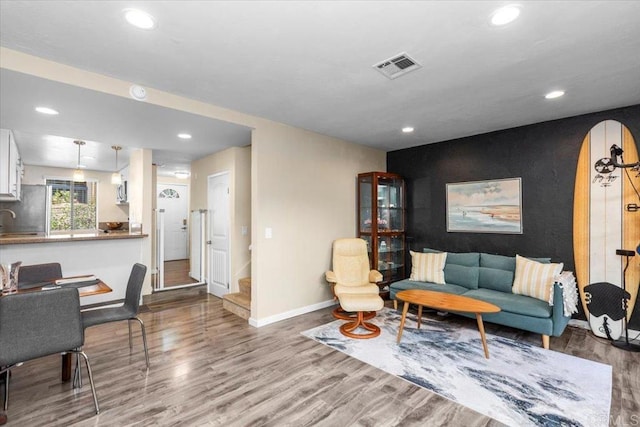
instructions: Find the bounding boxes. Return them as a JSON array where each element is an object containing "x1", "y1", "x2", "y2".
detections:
[
  {"x1": 0, "y1": 288, "x2": 100, "y2": 414},
  {"x1": 82, "y1": 263, "x2": 149, "y2": 368},
  {"x1": 17, "y1": 262, "x2": 63, "y2": 290}
]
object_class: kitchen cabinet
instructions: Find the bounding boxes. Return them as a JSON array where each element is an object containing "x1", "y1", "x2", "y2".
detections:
[
  {"x1": 357, "y1": 172, "x2": 406, "y2": 296},
  {"x1": 0, "y1": 129, "x2": 22, "y2": 201}
]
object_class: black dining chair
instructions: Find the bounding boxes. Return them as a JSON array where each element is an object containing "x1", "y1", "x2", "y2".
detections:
[
  {"x1": 17, "y1": 262, "x2": 63, "y2": 290},
  {"x1": 0, "y1": 288, "x2": 100, "y2": 414},
  {"x1": 82, "y1": 263, "x2": 149, "y2": 368}
]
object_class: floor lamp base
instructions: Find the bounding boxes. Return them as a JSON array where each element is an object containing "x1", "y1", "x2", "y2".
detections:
[{"x1": 612, "y1": 340, "x2": 640, "y2": 352}]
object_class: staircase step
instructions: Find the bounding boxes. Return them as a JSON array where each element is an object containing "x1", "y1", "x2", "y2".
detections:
[
  {"x1": 239, "y1": 277, "x2": 251, "y2": 296},
  {"x1": 223, "y1": 292, "x2": 251, "y2": 320}
]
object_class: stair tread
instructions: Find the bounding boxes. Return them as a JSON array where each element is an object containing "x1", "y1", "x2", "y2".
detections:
[{"x1": 224, "y1": 292, "x2": 250, "y2": 308}]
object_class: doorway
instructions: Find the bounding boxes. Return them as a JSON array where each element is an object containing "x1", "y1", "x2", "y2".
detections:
[
  {"x1": 207, "y1": 172, "x2": 230, "y2": 297},
  {"x1": 156, "y1": 183, "x2": 200, "y2": 288}
]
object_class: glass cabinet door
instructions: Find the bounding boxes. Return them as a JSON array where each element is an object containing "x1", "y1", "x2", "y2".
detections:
[
  {"x1": 359, "y1": 175, "x2": 373, "y2": 233},
  {"x1": 376, "y1": 234, "x2": 405, "y2": 283},
  {"x1": 377, "y1": 176, "x2": 404, "y2": 232},
  {"x1": 357, "y1": 172, "x2": 406, "y2": 294}
]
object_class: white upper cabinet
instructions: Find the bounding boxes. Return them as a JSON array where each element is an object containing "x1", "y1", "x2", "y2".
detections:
[{"x1": 0, "y1": 129, "x2": 23, "y2": 201}]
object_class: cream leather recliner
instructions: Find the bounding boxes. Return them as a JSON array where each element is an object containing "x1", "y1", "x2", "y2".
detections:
[{"x1": 325, "y1": 238, "x2": 383, "y2": 319}]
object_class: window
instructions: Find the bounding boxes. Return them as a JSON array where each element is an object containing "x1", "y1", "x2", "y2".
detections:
[{"x1": 46, "y1": 179, "x2": 98, "y2": 232}]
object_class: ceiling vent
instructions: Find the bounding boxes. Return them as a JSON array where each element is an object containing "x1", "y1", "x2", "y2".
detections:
[{"x1": 373, "y1": 52, "x2": 422, "y2": 80}]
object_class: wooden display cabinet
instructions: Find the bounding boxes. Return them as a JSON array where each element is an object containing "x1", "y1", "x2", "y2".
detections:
[{"x1": 357, "y1": 172, "x2": 406, "y2": 296}]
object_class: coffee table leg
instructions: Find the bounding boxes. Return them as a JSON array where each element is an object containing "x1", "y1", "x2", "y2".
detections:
[
  {"x1": 475, "y1": 313, "x2": 490, "y2": 359},
  {"x1": 417, "y1": 305, "x2": 422, "y2": 329},
  {"x1": 397, "y1": 302, "x2": 410, "y2": 344}
]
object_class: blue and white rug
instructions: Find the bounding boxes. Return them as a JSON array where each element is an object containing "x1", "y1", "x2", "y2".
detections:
[{"x1": 302, "y1": 308, "x2": 612, "y2": 427}]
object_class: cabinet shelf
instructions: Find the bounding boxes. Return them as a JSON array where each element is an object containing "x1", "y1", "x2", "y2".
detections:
[{"x1": 358, "y1": 172, "x2": 406, "y2": 292}]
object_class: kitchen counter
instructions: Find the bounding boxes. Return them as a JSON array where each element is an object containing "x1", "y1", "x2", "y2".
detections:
[{"x1": 0, "y1": 231, "x2": 148, "y2": 245}]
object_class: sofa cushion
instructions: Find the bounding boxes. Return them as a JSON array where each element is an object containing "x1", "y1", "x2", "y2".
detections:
[
  {"x1": 391, "y1": 279, "x2": 469, "y2": 296},
  {"x1": 478, "y1": 253, "x2": 552, "y2": 292},
  {"x1": 423, "y1": 248, "x2": 480, "y2": 289},
  {"x1": 480, "y1": 253, "x2": 516, "y2": 271},
  {"x1": 478, "y1": 267, "x2": 514, "y2": 293},
  {"x1": 512, "y1": 255, "x2": 563, "y2": 302},
  {"x1": 424, "y1": 248, "x2": 479, "y2": 267},
  {"x1": 463, "y1": 289, "x2": 553, "y2": 318},
  {"x1": 410, "y1": 251, "x2": 447, "y2": 284},
  {"x1": 444, "y1": 264, "x2": 480, "y2": 290}
]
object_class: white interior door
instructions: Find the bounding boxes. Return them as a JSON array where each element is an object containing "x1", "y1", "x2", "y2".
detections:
[
  {"x1": 157, "y1": 183, "x2": 189, "y2": 261},
  {"x1": 208, "y1": 172, "x2": 230, "y2": 297}
]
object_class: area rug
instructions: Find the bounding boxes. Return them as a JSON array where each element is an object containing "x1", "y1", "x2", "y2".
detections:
[{"x1": 302, "y1": 308, "x2": 612, "y2": 427}]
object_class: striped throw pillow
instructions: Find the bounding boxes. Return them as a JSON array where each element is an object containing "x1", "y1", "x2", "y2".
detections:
[
  {"x1": 410, "y1": 251, "x2": 447, "y2": 284},
  {"x1": 512, "y1": 255, "x2": 563, "y2": 302}
]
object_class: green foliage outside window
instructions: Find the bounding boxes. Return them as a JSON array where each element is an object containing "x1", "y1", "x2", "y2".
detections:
[{"x1": 50, "y1": 188, "x2": 97, "y2": 231}]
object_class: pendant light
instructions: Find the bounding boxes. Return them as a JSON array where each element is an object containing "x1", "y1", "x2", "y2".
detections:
[
  {"x1": 111, "y1": 146, "x2": 123, "y2": 185},
  {"x1": 73, "y1": 140, "x2": 86, "y2": 181}
]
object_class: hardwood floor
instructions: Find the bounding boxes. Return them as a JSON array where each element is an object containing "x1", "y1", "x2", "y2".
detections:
[
  {"x1": 163, "y1": 259, "x2": 199, "y2": 287},
  {"x1": 3, "y1": 294, "x2": 638, "y2": 426}
]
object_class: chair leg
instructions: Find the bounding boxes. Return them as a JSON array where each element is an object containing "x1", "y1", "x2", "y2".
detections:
[
  {"x1": 3, "y1": 369, "x2": 9, "y2": 411},
  {"x1": 75, "y1": 351, "x2": 99, "y2": 414},
  {"x1": 73, "y1": 353, "x2": 83, "y2": 389},
  {"x1": 133, "y1": 317, "x2": 150, "y2": 369},
  {"x1": 128, "y1": 319, "x2": 133, "y2": 350}
]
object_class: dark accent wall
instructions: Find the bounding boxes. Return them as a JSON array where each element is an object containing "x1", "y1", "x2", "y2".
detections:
[{"x1": 387, "y1": 104, "x2": 640, "y2": 327}]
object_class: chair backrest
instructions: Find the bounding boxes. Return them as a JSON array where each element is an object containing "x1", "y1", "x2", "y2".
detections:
[
  {"x1": 0, "y1": 287, "x2": 83, "y2": 366},
  {"x1": 332, "y1": 238, "x2": 371, "y2": 287},
  {"x1": 123, "y1": 263, "x2": 147, "y2": 315},
  {"x1": 18, "y1": 262, "x2": 63, "y2": 289}
]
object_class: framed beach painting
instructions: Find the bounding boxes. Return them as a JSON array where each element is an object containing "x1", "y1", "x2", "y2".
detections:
[{"x1": 446, "y1": 178, "x2": 522, "y2": 234}]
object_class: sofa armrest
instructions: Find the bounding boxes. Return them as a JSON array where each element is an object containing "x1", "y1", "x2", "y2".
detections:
[
  {"x1": 325, "y1": 271, "x2": 337, "y2": 284},
  {"x1": 551, "y1": 282, "x2": 572, "y2": 336},
  {"x1": 369, "y1": 270, "x2": 383, "y2": 284}
]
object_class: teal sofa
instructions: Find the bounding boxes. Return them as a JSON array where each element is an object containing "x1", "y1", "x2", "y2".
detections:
[{"x1": 389, "y1": 249, "x2": 571, "y2": 349}]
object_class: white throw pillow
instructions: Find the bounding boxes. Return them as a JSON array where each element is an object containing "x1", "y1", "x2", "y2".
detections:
[
  {"x1": 410, "y1": 251, "x2": 447, "y2": 284},
  {"x1": 512, "y1": 255, "x2": 563, "y2": 302}
]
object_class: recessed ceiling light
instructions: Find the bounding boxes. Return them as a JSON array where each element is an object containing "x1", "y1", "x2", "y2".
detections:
[
  {"x1": 124, "y1": 8, "x2": 156, "y2": 30},
  {"x1": 490, "y1": 5, "x2": 521, "y2": 26},
  {"x1": 402, "y1": 127, "x2": 415, "y2": 133},
  {"x1": 174, "y1": 171, "x2": 190, "y2": 179},
  {"x1": 35, "y1": 106, "x2": 59, "y2": 115},
  {"x1": 177, "y1": 133, "x2": 192, "y2": 140},
  {"x1": 545, "y1": 90, "x2": 565, "y2": 99}
]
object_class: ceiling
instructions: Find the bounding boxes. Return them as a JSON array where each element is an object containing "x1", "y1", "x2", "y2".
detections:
[{"x1": 1, "y1": 1, "x2": 640, "y2": 173}]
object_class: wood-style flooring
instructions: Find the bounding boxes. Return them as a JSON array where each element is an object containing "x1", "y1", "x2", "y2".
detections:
[
  {"x1": 163, "y1": 259, "x2": 199, "y2": 287},
  {"x1": 3, "y1": 293, "x2": 639, "y2": 426}
]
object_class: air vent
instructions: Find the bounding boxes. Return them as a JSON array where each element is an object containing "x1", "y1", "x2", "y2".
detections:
[{"x1": 373, "y1": 52, "x2": 422, "y2": 80}]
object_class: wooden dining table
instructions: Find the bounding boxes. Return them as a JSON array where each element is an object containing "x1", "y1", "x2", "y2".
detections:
[{"x1": 5, "y1": 276, "x2": 112, "y2": 381}]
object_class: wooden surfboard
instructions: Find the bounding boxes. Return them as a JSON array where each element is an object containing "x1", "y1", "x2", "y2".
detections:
[{"x1": 574, "y1": 120, "x2": 640, "y2": 340}]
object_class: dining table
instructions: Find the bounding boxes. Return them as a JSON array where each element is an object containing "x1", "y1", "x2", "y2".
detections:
[{"x1": 2, "y1": 275, "x2": 112, "y2": 382}]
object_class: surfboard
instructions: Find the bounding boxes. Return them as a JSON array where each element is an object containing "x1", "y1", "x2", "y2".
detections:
[{"x1": 574, "y1": 120, "x2": 640, "y2": 340}]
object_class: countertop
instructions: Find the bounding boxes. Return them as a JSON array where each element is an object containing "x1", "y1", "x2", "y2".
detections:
[{"x1": 0, "y1": 231, "x2": 148, "y2": 245}]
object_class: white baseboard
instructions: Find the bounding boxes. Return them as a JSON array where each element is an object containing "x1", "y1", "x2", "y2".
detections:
[{"x1": 249, "y1": 299, "x2": 337, "y2": 328}]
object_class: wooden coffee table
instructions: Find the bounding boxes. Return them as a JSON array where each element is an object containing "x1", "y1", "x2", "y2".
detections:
[{"x1": 395, "y1": 289, "x2": 500, "y2": 358}]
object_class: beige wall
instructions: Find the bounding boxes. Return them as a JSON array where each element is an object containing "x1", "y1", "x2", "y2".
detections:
[
  {"x1": 3, "y1": 48, "x2": 386, "y2": 323},
  {"x1": 251, "y1": 125, "x2": 385, "y2": 321},
  {"x1": 23, "y1": 165, "x2": 129, "y2": 223},
  {"x1": 128, "y1": 148, "x2": 153, "y2": 294},
  {"x1": 191, "y1": 146, "x2": 252, "y2": 291}
]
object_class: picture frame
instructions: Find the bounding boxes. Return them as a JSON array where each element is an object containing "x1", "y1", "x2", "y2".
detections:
[{"x1": 446, "y1": 178, "x2": 522, "y2": 234}]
